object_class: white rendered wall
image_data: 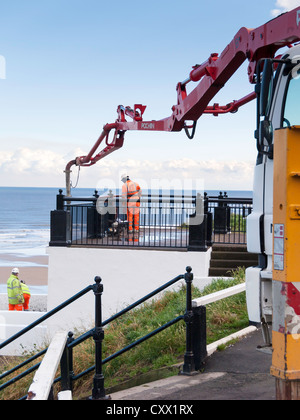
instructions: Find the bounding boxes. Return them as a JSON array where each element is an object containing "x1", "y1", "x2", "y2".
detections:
[
  {"x1": 0, "y1": 292, "x2": 47, "y2": 355},
  {"x1": 46, "y1": 247, "x2": 212, "y2": 335},
  {"x1": 0, "y1": 311, "x2": 47, "y2": 356}
]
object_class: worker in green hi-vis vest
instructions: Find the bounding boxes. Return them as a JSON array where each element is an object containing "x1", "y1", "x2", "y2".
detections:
[{"x1": 7, "y1": 268, "x2": 24, "y2": 311}]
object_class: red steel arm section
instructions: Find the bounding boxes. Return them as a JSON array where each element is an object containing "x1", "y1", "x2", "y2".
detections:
[
  {"x1": 65, "y1": 123, "x2": 118, "y2": 172},
  {"x1": 174, "y1": 7, "x2": 300, "y2": 124},
  {"x1": 65, "y1": 6, "x2": 300, "y2": 187},
  {"x1": 203, "y1": 91, "x2": 257, "y2": 116},
  {"x1": 74, "y1": 123, "x2": 124, "y2": 168}
]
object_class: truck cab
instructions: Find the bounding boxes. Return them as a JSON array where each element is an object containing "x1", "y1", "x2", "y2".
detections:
[{"x1": 246, "y1": 43, "x2": 300, "y2": 343}]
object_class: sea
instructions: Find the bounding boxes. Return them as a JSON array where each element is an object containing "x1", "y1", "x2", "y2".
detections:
[{"x1": 0, "y1": 186, "x2": 252, "y2": 263}]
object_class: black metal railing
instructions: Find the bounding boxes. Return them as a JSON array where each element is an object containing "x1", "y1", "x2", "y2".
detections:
[
  {"x1": 49, "y1": 190, "x2": 252, "y2": 250},
  {"x1": 0, "y1": 267, "x2": 207, "y2": 400},
  {"x1": 207, "y1": 192, "x2": 252, "y2": 245}
]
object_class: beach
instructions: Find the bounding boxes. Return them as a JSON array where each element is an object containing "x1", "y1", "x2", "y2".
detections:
[{"x1": 0, "y1": 253, "x2": 48, "y2": 286}]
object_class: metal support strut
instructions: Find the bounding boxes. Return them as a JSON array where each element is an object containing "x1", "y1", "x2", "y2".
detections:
[
  {"x1": 90, "y1": 276, "x2": 111, "y2": 400},
  {"x1": 181, "y1": 266, "x2": 198, "y2": 375}
]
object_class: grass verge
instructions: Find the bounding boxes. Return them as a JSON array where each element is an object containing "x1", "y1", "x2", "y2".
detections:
[{"x1": 0, "y1": 267, "x2": 248, "y2": 400}]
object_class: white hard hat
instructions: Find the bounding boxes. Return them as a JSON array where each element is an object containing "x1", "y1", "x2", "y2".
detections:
[
  {"x1": 121, "y1": 173, "x2": 128, "y2": 180},
  {"x1": 12, "y1": 267, "x2": 19, "y2": 275}
]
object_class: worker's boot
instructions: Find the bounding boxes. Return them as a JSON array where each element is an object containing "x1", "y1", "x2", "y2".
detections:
[
  {"x1": 134, "y1": 229, "x2": 139, "y2": 243},
  {"x1": 128, "y1": 230, "x2": 133, "y2": 242}
]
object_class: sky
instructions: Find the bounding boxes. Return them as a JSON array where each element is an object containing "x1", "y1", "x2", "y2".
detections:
[{"x1": 0, "y1": 0, "x2": 300, "y2": 192}]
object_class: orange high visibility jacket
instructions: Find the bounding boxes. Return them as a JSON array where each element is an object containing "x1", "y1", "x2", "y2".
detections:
[
  {"x1": 122, "y1": 179, "x2": 141, "y2": 205},
  {"x1": 7, "y1": 275, "x2": 24, "y2": 305}
]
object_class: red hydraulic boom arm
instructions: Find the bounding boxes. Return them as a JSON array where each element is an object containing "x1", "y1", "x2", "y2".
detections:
[{"x1": 65, "y1": 6, "x2": 300, "y2": 192}]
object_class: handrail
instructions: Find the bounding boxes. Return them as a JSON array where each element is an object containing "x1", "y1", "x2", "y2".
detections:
[
  {"x1": 102, "y1": 274, "x2": 184, "y2": 327},
  {"x1": 0, "y1": 348, "x2": 46, "y2": 383},
  {"x1": 0, "y1": 285, "x2": 93, "y2": 351},
  {"x1": 67, "y1": 273, "x2": 185, "y2": 351},
  {"x1": 56, "y1": 189, "x2": 252, "y2": 207},
  {"x1": 0, "y1": 268, "x2": 247, "y2": 400},
  {"x1": 72, "y1": 316, "x2": 184, "y2": 382},
  {"x1": 192, "y1": 283, "x2": 246, "y2": 307},
  {"x1": 0, "y1": 286, "x2": 93, "y2": 393},
  {"x1": 0, "y1": 269, "x2": 190, "y2": 399}
]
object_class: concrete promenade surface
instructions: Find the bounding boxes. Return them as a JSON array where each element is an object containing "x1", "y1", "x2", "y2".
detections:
[{"x1": 109, "y1": 328, "x2": 276, "y2": 401}]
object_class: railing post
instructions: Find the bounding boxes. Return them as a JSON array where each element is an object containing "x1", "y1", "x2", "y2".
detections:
[
  {"x1": 60, "y1": 331, "x2": 74, "y2": 393},
  {"x1": 214, "y1": 191, "x2": 228, "y2": 234},
  {"x1": 223, "y1": 192, "x2": 231, "y2": 232},
  {"x1": 205, "y1": 192, "x2": 213, "y2": 247},
  {"x1": 90, "y1": 276, "x2": 110, "y2": 400},
  {"x1": 188, "y1": 194, "x2": 207, "y2": 251},
  {"x1": 192, "y1": 306, "x2": 207, "y2": 370},
  {"x1": 181, "y1": 266, "x2": 197, "y2": 375},
  {"x1": 56, "y1": 189, "x2": 65, "y2": 210},
  {"x1": 50, "y1": 190, "x2": 71, "y2": 247}
]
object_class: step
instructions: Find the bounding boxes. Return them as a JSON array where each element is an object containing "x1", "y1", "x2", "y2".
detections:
[
  {"x1": 210, "y1": 251, "x2": 258, "y2": 261},
  {"x1": 212, "y1": 245, "x2": 247, "y2": 252},
  {"x1": 210, "y1": 259, "x2": 258, "y2": 268},
  {"x1": 209, "y1": 265, "x2": 257, "y2": 277},
  {"x1": 209, "y1": 243, "x2": 258, "y2": 277},
  {"x1": 208, "y1": 267, "x2": 236, "y2": 277}
]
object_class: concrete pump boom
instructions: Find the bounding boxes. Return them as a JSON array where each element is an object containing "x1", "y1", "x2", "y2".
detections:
[{"x1": 65, "y1": 6, "x2": 300, "y2": 195}]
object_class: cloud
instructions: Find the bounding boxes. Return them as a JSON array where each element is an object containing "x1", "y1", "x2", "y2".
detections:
[
  {"x1": 0, "y1": 148, "x2": 67, "y2": 188},
  {"x1": 271, "y1": 0, "x2": 300, "y2": 16},
  {"x1": 0, "y1": 147, "x2": 254, "y2": 190},
  {"x1": 84, "y1": 158, "x2": 255, "y2": 191},
  {"x1": 0, "y1": 148, "x2": 65, "y2": 174}
]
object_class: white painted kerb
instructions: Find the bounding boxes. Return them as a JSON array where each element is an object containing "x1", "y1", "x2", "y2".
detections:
[{"x1": 0, "y1": 311, "x2": 48, "y2": 356}]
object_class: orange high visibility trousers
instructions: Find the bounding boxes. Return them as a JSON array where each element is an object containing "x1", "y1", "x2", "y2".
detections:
[
  {"x1": 9, "y1": 304, "x2": 23, "y2": 311},
  {"x1": 127, "y1": 206, "x2": 140, "y2": 232},
  {"x1": 23, "y1": 294, "x2": 31, "y2": 311}
]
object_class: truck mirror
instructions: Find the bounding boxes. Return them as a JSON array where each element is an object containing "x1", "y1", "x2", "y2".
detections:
[
  {"x1": 258, "y1": 119, "x2": 274, "y2": 159},
  {"x1": 260, "y1": 59, "x2": 273, "y2": 117},
  {"x1": 259, "y1": 119, "x2": 273, "y2": 145}
]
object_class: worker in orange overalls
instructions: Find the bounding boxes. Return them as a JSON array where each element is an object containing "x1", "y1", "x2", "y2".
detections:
[
  {"x1": 121, "y1": 173, "x2": 142, "y2": 240},
  {"x1": 20, "y1": 280, "x2": 31, "y2": 311}
]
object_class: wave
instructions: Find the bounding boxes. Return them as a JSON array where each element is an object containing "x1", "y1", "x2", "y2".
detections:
[{"x1": 0, "y1": 228, "x2": 50, "y2": 252}]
